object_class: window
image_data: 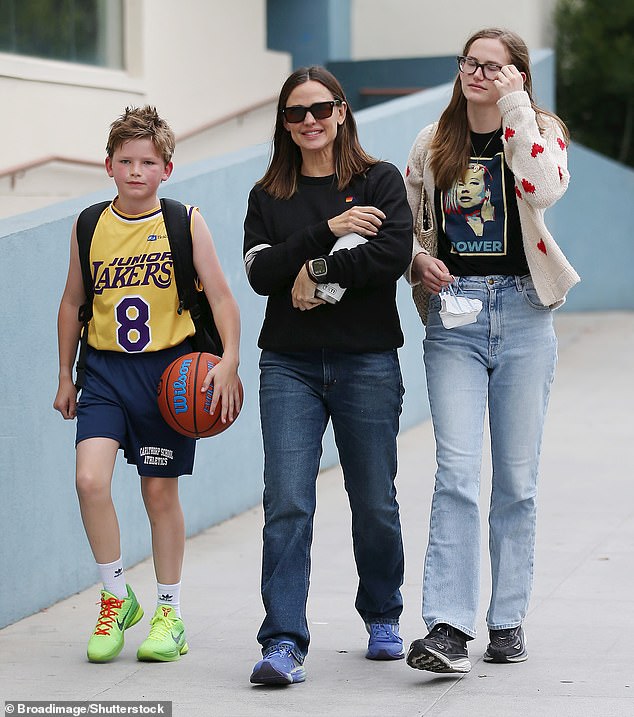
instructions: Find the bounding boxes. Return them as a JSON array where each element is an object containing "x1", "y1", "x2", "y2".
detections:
[{"x1": 0, "y1": 0, "x2": 123, "y2": 68}]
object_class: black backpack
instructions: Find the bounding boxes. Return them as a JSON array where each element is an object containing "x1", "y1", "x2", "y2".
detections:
[{"x1": 75, "y1": 197, "x2": 222, "y2": 388}]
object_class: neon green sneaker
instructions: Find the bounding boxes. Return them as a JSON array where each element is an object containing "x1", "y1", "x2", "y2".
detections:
[
  {"x1": 87, "y1": 584, "x2": 144, "y2": 663},
  {"x1": 136, "y1": 605, "x2": 189, "y2": 662}
]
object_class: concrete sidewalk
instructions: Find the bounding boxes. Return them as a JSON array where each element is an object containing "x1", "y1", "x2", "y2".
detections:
[{"x1": 2, "y1": 312, "x2": 633, "y2": 716}]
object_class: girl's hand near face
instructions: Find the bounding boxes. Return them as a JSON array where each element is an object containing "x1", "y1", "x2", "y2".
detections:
[{"x1": 493, "y1": 64, "x2": 526, "y2": 98}]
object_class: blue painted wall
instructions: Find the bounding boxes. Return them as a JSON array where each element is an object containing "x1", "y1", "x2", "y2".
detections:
[
  {"x1": 327, "y1": 56, "x2": 457, "y2": 109},
  {"x1": 1, "y1": 50, "x2": 632, "y2": 628},
  {"x1": 268, "y1": 0, "x2": 351, "y2": 69},
  {"x1": 549, "y1": 143, "x2": 634, "y2": 310}
]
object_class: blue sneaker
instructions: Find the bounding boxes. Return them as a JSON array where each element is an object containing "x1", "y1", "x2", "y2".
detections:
[
  {"x1": 365, "y1": 622, "x2": 405, "y2": 660},
  {"x1": 250, "y1": 641, "x2": 306, "y2": 685}
]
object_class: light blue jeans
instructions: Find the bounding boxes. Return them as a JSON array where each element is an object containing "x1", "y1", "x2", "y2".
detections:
[
  {"x1": 257, "y1": 350, "x2": 405, "y2": 658},
  {"x1": 422, "y1": 275, "x2": 557, "y2": 638}
]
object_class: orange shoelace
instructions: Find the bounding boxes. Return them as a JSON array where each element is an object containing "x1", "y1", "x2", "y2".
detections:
[{"x1": 93, "y1": 595, "x2": 124, "y2": 635}]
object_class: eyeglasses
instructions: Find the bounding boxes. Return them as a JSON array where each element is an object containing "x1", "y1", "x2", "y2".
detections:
[
  {"x1": 457, "y1": 56, "x2": 503, "y2": 81},
  {"x1": 281, "y1": 100, "x2": 342, "y2": 124}
]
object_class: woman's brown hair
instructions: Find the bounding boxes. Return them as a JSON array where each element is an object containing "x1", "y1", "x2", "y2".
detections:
[
  {"x1": 430, "y1": 28, "x2": 570, "y2": 190},
  {"x1": 259, "y1": 66, "x2": 378, "y2": 200}
]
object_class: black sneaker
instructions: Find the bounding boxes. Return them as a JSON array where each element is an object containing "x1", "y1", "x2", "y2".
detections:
[
  {"x1": 406, "y1": 624, "x2": 471, "y2": 673},
  {"x1": 483, "y1": 625, "x2": 528, "y2": 663}
]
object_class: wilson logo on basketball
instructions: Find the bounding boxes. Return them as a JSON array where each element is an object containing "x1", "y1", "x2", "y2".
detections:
[
  {"x1": 158, "y1": 351, "x2": 243, "y2": 438},
  {"x1": 172, "y1": 359, "x2": 192, "y2": 414}
]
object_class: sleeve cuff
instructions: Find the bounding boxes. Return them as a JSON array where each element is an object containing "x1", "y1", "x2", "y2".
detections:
[{"x1": 497, "y1": 90, "x2": 531, "y2": 115}]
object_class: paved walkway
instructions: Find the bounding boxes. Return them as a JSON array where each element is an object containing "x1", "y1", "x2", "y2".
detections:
[{"x1": 2, "y1": 312, "x2": 633, "y2": 716}]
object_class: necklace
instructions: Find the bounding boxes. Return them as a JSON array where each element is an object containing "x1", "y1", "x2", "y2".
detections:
[{"x1": 470, "y1": 129, "x2": 500, "y2": 163}]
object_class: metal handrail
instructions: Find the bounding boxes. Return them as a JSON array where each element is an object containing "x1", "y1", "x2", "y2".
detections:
[
  {"x1": 0, "y1": 94, "x2": 278, "y2": 188},
  {"x1": 0, "y1": 156, "x2": 103, "y2": 189},
  {"x1": 176, "y1": 95, "x2": 276, "y2": 142}
]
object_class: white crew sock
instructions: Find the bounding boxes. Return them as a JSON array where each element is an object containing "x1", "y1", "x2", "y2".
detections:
[
  {"x1": 97, "y1": 557, "x2": 127, "y2": 599},
  {"x1": 157, "y1": 581, "x2": 181, "y2": 617}
]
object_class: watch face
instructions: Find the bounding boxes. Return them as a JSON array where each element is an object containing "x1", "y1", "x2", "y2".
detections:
[{"x1": 312, "y1": 258, "x2": 327, "y2": 277}]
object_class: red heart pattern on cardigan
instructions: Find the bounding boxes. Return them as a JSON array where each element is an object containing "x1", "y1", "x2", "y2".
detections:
[
  {"x1": 504, "y1": 127, "x2": 515, "y2": 141},
  {"x1": 531, "y1": 143, "x2": 544, "y2": 157},
  {"x1": 521, "y1": 178, "x2": 536, "y2": 193},
  {"x1": 537, "y1": 239, "x2": 547, "y2": 254},
  {"x1": 515, "y1": 185, "x2": 522, "y2": 199},
  {"x1": 557, "y1": 138, "x2": 566, "y2": 150}
]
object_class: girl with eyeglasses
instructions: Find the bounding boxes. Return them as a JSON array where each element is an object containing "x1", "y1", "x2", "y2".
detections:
[
  {"x1": 404, "y1": 28, "x2": 580, "y2": 674},
  {"x1": 243, "y1": 66, "x2": 412, "y2": 685}
]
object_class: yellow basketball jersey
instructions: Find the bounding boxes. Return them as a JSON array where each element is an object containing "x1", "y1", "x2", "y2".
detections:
[{"x1": 87, "y1": 202, "x2": 196, "y2": 352}]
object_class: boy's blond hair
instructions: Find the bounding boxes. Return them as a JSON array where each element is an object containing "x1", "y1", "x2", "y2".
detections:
[{"x1": 106, "y1": 105, "x2": 176, "y2": 165}]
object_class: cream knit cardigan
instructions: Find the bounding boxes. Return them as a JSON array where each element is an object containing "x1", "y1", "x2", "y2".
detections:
[{"x1": 405, "y1": 90, "x2": 580, "y2": 318}]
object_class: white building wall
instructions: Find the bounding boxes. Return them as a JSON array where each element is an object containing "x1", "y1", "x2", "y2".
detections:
[
  {"x1": 350, "y1": 0, "x2": 558, "y2": 59},
  {"x1": 0, "y1": 0, "x2": 290, "y2": 217},
  {"x1": 1, "y1": 0, "x2": 289, "y2": 167}
]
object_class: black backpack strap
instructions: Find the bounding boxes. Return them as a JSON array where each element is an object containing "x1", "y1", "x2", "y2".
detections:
[
  {"x1": 160, "y1": 198, "x2": 223, "y2": 354},
  {"x1": 74, "y1": 200, "x2": 110, "y2": 388},
  {"x1": 76, "y1": 201, "x2": 110, "y2": 318},
  {"x1": 160, "y1": 198, "x2": 195, "y2": 312}
]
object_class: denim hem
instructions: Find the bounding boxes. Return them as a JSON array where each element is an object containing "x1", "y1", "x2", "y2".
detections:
[
  {"x1": 427, "y1": 620, "x2": 476, "y2": 641},
  {"x1": 487, "y1": 622, "x2": 522, "y2": 632}
]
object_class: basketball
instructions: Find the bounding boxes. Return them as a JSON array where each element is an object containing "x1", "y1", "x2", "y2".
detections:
[{"x1": 157, "y1": 352, "x2": 242, "y2": 438}]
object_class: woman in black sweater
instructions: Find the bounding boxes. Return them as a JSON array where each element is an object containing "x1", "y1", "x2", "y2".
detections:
[{"x1": 244, "y1": 66, "x2": 412, "y2": 685}]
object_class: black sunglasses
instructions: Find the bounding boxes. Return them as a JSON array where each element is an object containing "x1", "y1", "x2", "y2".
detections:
[{"x1": 281, "y1": 100, "x2": 342, "y2": 124}]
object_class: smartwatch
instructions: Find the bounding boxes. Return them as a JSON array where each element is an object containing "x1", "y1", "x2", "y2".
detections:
[{"x1": 306, "y1": 257, "x2": 328, "y2": 282}]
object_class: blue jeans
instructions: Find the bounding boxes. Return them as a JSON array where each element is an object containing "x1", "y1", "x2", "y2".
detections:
[
  {"x1": 257, "y1": 350, "x2": 405, "y2": 658},
  {"x1": 422, "y1": 275, "x2": 557, "y2": 638}
]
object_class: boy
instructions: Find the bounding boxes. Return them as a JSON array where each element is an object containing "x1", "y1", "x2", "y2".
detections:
[{"x1": 53, "y1": 106, "x2": 241, "y2": 663}]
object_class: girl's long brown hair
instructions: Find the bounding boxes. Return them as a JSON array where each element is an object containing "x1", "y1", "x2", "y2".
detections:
[
  {"x1": 430, "y1": 28, "x2": 570, "y2": 190},
  {"x1": 259, "y1": 66, "x2": 378, "y2": 199}
]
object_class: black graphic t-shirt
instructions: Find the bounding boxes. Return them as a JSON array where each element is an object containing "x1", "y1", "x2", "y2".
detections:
[{"x1": 435, "y1": 129, "x2": 529, "y2": 276}]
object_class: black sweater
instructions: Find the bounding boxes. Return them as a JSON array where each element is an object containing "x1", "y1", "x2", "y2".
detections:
[{"x1": 243, "y1": 161, "x2": 413, "y2": 352}]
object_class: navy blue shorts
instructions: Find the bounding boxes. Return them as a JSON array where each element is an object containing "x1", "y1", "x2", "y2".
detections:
[{"x1": 76, "y1": 343, "x2": 196, "y2": 477}]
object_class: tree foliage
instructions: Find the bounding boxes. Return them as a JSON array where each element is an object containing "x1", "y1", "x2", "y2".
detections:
[{"x1": 555, "y1": 0, "x2": 634, "y2": 167}]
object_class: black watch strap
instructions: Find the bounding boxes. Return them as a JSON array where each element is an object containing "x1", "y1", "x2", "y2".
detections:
[{"x1": 306, "y1": 258, "x2": 328, "y2": 282}]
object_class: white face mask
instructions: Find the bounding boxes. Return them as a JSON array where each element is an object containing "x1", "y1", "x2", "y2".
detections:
[{"x1": 438, "y1": 284, "x2": 482, "y2": 329}]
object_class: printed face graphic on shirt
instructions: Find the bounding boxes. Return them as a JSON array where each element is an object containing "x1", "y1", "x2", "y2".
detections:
[
  {"x1": 442, "y1": 152, "x2": 508, "y2": 252},
  {"x1": 456, "y1": 166, "x2": 489, "y2": 210}
]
